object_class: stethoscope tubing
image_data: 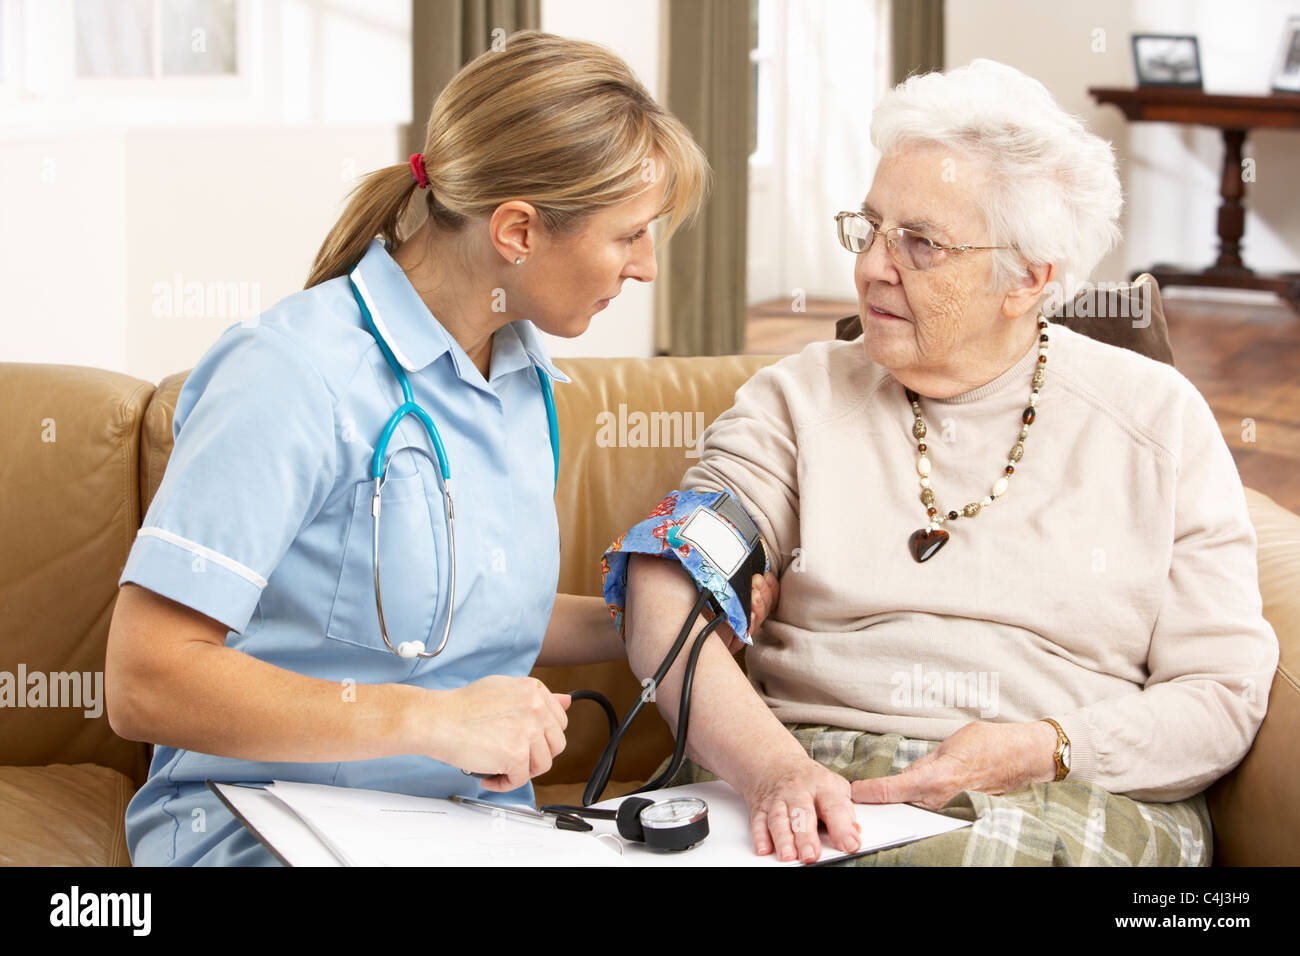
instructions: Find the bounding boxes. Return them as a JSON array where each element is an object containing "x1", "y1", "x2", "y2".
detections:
[{"x1": 347, "y1": 269, "x2": 557, "y2": 660}]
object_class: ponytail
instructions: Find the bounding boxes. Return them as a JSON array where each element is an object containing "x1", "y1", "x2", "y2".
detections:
[{"x1": 304, "y1": 163, "x2": 422, "y2": 289}]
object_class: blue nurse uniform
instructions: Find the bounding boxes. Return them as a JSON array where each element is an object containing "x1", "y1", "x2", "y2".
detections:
[{"x1": 118, "y1": 238, "x2": 571, "y2": 865}]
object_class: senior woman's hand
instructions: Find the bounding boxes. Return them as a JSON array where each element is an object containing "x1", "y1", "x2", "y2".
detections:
[
  {"x1": 851, "y1": 720, "x2": 1061, "y2": 811},
  {"x1": 737, "y1": 752, "x2": 863, "y2": 863}
]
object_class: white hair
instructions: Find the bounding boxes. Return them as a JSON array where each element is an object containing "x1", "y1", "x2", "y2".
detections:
[{"x1": 870, "y1": 58, "x2": 1123, "y2": 309}]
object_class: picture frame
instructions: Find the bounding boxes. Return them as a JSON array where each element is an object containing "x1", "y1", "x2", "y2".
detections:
[
  {"x1": 1270, "y1": 16, "x2": 1300, "y2": 93},
  {"x1": 1131, "y1": 34, "x2": 1203, "y2": 89}
]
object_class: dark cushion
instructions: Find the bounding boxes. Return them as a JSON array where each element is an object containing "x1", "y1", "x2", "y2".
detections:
[{"x1": 834, "y1": 273, "x2": 1175, "y2": 367}]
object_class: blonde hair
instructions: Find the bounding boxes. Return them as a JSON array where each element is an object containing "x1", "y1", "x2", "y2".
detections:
[{"x1": 305, "y1": 30, "x2": 710, "y2": 289}]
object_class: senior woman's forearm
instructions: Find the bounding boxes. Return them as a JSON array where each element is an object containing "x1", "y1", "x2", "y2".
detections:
[{"x1": 624, "y1": 554, "x2": 809, "y2": 786}]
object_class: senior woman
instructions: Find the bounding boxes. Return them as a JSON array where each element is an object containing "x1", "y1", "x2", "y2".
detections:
[{"x1": 618, "y1": 59, "x2": 1279, "y2": 866}]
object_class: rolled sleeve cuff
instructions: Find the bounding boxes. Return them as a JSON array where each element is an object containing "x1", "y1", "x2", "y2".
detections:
[
  {"x1": 1056, "y1": 712, "x2": 1098, "y2": 785},
  {"x1": 117, "y1": 528, "x2": 266, "y2": 634}
]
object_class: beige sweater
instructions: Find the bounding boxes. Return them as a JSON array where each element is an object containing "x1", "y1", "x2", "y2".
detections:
[{"x1": 681, "y1": 322, "x2": 1279, "y2": 802}]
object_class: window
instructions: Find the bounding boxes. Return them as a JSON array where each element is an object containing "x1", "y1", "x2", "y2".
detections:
[
  {"x1": 0, "y1": 0, "x2": 254, "y2": 129},
  {"x1": 749, "y1": 0, "x2": 780, "y2": 166},
  {"x1": 74, "y1": 0, "x2": 238, "y2": 78},
  {"x1": 746, "y1": 0, "x2": 888, "y2": 304},
  {"x1": 0, "y1": 0, "x2": 410, "y2": 131}
]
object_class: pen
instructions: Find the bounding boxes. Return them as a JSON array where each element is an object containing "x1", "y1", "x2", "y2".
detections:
[{"x1": 449, "y1": 795, "x2": 593, "y2": 832}]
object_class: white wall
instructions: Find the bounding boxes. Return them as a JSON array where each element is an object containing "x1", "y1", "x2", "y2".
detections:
[
  {"x1": 2, "y1": 123, "x2": 405, "y2": 383},
  {"x1": 2, "y1": 0, "x2": 412, "y2": 382},
  {"x1": 121, "y1": 125, "x2": 406, "y2": 385},
  {"x1": 1, "y1": 132, "x2": 131, "y2": 372},
  {"x1": 946, "y1": 0, "x2": 1300, "y2": 290}
]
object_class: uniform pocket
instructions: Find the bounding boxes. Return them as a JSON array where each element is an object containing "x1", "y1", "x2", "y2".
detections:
[{"x1": 325, "y1": 469, "x2": 445, "y2": 654}]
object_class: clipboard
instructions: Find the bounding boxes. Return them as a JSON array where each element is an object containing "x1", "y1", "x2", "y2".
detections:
[
  {"x1": 208, "y1": 778, "x2": 971, "y2": 867},
  {"x1": 207, "y1": 780, "x2": 344, "y2": 867}
]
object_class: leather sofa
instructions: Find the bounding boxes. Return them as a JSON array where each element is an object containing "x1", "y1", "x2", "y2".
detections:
[{"x1": 2, "y1": 350, "x2": 1297, "y2": 866}]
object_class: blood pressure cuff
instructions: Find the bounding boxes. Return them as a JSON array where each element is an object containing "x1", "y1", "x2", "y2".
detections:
[{"x1": 601, "y1": 489, "x2": 770, "y2": 645}]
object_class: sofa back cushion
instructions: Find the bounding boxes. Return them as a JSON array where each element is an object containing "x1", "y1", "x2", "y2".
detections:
[
  {"x1": 141, "y1": 372, "x2": 187, "y2": 516},
  {"x1": 0, "y1": 363, "x2": 154, "y2": 788}
]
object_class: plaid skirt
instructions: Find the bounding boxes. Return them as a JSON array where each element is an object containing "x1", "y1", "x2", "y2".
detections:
[{"x1": 654, "y1": 723, "x2": 1212, "y2": 866}]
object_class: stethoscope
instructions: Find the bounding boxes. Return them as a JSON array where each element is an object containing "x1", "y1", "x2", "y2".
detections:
[{"x1": 347, "y1": 269, "x2": 559, "y2": 659}]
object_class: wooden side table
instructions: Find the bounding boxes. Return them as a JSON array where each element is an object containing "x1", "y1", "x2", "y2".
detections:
[{"x1": 1090, "y1": 86, "x2": 1300, "y2": 313}]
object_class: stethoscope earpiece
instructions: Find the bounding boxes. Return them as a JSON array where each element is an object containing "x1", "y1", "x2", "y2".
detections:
[
  {"x1": 396, "y1": 641, "x2": 426, "y2": 659},
  {"x1": 615, "y1": 797, "x2": 655, "y2": 842}
]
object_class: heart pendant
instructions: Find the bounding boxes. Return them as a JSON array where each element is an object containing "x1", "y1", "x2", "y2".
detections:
[{"x1": 908, "y1": 528, "x2": 949, "y2": 563}]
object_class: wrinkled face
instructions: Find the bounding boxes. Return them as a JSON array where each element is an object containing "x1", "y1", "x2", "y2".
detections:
[
  {"x1": 515, "y1": 175, "x2": 665, "y2": 338},
  {"x1": 855, "y1": 143, "x2": 1011, "y2": 387}
]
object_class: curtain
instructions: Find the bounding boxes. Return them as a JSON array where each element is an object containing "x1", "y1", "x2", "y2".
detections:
[
  {"x1": 661, "y1": 0, "x2": 750, "y2": 356},
  {"x1": 891, "y1": 0, "x2": 944, "y2": 85},
  {"x1": 410, "y1": 0, "x2": 541, "y2": 156}
]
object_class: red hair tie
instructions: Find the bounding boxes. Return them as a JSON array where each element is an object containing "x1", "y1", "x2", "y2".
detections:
[{"x1": 409, "y1": 152, "x2": 429, "y2": 189}]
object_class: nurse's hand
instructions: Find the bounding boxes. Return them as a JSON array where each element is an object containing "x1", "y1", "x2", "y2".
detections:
[
  {"x1": 427, "y1": 675, "x2": 571, "y2": 792},
  {"x1": 748, "y1": 571, "x2": 780, "y2": 642},
  {"x1": 716, "y1": 571, "x2": 781, "y2": 653}
]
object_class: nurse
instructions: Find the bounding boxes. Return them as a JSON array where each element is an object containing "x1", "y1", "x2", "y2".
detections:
[{"x1": 104, "y1": 31, "x2": 747, "y2": 866}]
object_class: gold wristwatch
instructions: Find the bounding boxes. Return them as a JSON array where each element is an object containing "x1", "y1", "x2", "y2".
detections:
[{"x1": 1041, "y1": 717, "x2": 1071, "y2": 782}]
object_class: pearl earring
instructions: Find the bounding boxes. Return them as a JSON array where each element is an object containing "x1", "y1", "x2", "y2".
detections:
[{"x1": 515, "y1": 257, "x2": 523, "y2": 265}]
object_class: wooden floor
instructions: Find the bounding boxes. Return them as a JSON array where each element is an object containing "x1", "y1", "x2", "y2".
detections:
[
  {"x1": 745, "y1": 293, "x2": 1300, "y2": 515},
  {"x1": 744, "y1": 297, "x2": 848, "y2": 354}
]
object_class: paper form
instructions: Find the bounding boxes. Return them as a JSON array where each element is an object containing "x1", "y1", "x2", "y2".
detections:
[{"x1": 226, "y1": 778, "x2": 972, "y2": 866}]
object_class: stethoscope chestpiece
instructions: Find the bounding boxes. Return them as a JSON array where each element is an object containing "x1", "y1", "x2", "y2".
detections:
[{"x1": 616, "y1": 796, "x2": 709, "y2": 852}]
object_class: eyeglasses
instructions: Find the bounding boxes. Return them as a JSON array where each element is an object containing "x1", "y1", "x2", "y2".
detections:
[{"x1": 834, "y1": 211, "x2": 1009, "y2": 271}]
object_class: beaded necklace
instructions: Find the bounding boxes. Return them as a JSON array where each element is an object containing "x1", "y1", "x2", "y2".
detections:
[{"x1": 905, "y1": 314, "x2": 1049, "y2": 563}]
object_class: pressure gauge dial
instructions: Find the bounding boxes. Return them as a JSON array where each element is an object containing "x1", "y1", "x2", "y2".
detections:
[{"x1": 616, "y1": 796, "x2": 710, "y2": 851}]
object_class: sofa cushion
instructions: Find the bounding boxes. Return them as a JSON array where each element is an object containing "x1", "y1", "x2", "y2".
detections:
[
  {"x1": 835, "y1": 273, "x2": 1175, "y2": 366},
  {"x1": 0, "y1": 763, "x2": 134, "y2": 866},
  {"x1": 0, "y1": 363, "x2": 154, "y2": 789}
]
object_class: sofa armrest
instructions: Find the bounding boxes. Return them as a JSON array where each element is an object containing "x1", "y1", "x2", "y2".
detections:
[
  {"x1": 0, "y1": 363, "x2": 155, "y2": 790},
  {"x1": 1207, "y1": 487, "x2": 1300, "y2": 865}
]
